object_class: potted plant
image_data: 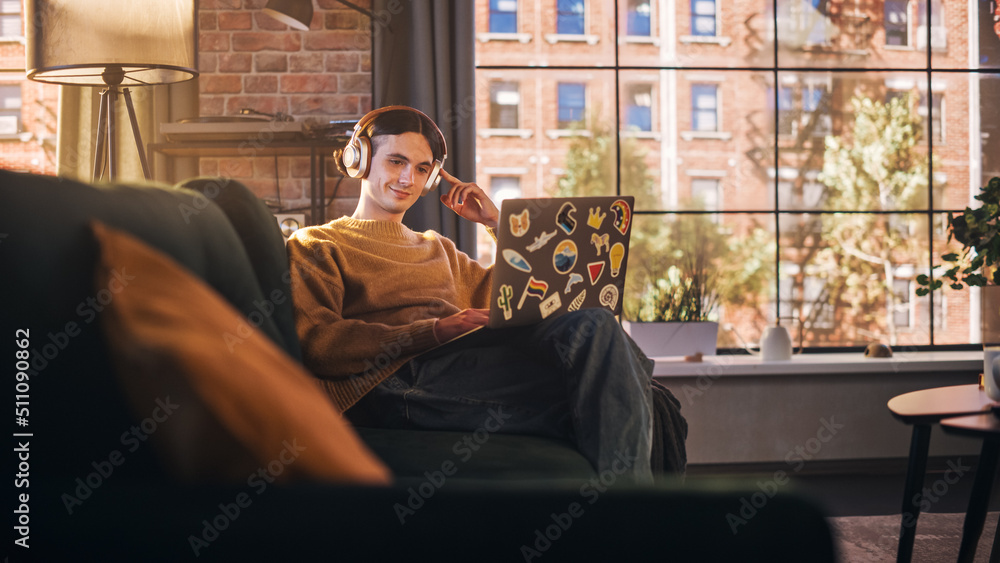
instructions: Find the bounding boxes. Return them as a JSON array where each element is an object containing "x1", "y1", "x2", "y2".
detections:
[
  {"x1": 622, "y1": 264, "x2": 721, "y2": 357},
  {"x1": 917, "y1": 176, "x2": 1000, "y2": 294},
  {"x1": 917, "y1": 176, "x2": 1000, "y2": 398}
]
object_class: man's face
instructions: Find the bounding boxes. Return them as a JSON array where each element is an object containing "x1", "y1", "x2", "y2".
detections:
[{"x1": 358, "y1": 131, "x2": 435, "y2": 221}]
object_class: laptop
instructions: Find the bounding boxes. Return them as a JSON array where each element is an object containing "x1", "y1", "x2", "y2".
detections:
[{"x1": 487, "y1": 195, "x2": 634, "y2": 329}]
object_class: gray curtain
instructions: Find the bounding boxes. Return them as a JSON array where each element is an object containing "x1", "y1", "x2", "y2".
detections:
[{"x1": 372, "y1": 0, "x2": 477, "y2": 254}]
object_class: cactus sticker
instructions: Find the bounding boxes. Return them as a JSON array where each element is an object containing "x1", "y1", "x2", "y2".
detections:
[{"x1": 497, "y1": 284, "x2": 514, "y2": 320}]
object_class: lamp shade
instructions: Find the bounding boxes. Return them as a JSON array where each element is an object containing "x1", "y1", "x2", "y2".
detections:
[
  {"x1": 25, "y1": 0, "x2": 198, "y2": 86},
  {"x1": 262, "y1": 0, "x2": 314, "y2": 31}
]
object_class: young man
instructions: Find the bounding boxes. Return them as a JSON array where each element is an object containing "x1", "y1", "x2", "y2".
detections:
[{"x1": 286, "y1": 106, "x2": 656, "y2": 483}]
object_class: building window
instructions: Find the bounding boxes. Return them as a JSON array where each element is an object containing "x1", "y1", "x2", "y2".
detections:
[
  {"x1": 0, "y1": 0, "x2": 21, "y2": 39},
  {"x1": 557, "y1": 0, "x2": 585, "y2": 35},
  {"x1": 919, "y1": 92, "x2": 943, "y2": 143},
  {"x1": 627, "y1": 0, "x2": 652, "y2": 37},
  {"x1": 691, "y1": 178, "x2": 720, "y2": 211},
  {"x1": 557, "y1": 82, "x2": 586, "y2": 128},
  {"x1": 490, "y1": 81, "x2": 521, "y2": 129},
  {"x1": 691, "y1": 0, "x2": 717, "y2": 37},
  {"x1": 0, "y1": 85, "x2": 22, "y2": 136},
  {"x1": 625, "y1": 84, "x2": 652, "y2": 132},
  {"x1": 773, "y1": 83, "x2": 830, "y2": 137},
  {"x1": 691, "y1": 84, "x2": 719, "y2": 132},
  {"x1": 885, "y1": 0, "x2": 909, "y2": 46},
  {"x1": 916, "y1": 0, "x2": 946, "y2": 49},
  {"x1": 489, "y1": 0, "x2": 518, "y2": 34},
  {"x1": 893, "y1": 278, "x2": 913, "y2": 328},
  {"x1": 491, "y1": 176, "x2": 523, "y2": 203}
]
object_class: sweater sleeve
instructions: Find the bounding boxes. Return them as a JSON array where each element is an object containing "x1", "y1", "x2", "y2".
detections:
[{"x1": 286, "y1": 236, "x2": 440, "y2": 381}]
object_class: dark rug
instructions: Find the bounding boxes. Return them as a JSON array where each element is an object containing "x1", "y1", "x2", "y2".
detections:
[{"x1": 829, "y1": 512, "x2": 998, "y2": 562}]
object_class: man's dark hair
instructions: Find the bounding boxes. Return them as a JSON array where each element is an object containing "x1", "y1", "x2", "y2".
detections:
[{"x1": 333, "y1": 107, "x2": 445, "y2": 176}]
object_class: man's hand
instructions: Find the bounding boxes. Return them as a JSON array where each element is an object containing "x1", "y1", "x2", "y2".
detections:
[
  {"x1": 438, "y1": 169, "x2": 499, "y2": 231},
  {"x1": 433, "y1": 308, "x2": 490, "y2": 343}
]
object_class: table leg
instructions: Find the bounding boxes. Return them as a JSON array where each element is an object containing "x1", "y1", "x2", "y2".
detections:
[
  {"x1": 897, "y1": 424, "x2": 931, "y2": 563},
  {"x1": 958, "y1": 439, "x2": 1000, "y2": 563}
]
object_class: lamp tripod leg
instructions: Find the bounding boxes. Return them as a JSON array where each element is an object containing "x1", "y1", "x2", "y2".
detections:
[
  {"x1": 107, "y1": 88, "x2": 117, "y2": 179},
  {"x1": 93, "y1": 88, "x2": 110, "y2": 180},
  {"x1": 122, "y1": 88, "x2": 151, "y2": 180}
]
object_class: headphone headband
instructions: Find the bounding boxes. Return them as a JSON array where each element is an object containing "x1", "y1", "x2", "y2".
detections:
[{"x1": 342, "y1": 105, "x2": 448, "y2": 196}]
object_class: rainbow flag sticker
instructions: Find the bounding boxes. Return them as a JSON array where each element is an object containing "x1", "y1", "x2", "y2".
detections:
[{"x1": 518, "y1": 276, "x2": 549, "y2": 310}]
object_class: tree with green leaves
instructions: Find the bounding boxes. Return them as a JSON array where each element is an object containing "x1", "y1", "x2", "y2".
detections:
[
  {"x1": 552, "y1": 116, "x2": 771, "y2": 323},
  {"x1": 817, "y1": 94, "x2": 930, "y2": 345}
]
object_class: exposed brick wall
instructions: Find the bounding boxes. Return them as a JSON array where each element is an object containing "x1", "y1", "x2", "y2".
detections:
[
  {"x1": 0, "y1": 40, "x2": 59, "y2": 175},
  {"x1": 196, "y1": 0, "x2": 372, "y2": 221}
]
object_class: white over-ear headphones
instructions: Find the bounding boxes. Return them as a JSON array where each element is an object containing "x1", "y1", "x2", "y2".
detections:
[{"x1": 341, "y1": 105, "x2": 448, "y2": 196}]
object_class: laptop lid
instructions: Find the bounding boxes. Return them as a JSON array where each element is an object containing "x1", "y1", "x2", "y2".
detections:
[{"x1": 488, "y1": 195, "x2": 634, "y2": 329}]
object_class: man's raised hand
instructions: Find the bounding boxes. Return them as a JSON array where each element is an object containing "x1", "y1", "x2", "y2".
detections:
[{"x1": 438, "y1": 169, "x2": 499, "y2": 231}]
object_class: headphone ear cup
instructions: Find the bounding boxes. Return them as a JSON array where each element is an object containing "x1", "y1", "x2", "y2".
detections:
[
  {"x1": 342, "y1": 136, "x2": 372, "y2": 179},
  {"x1": 422, "y1": 161, "x2": 443, "y2": 197}
]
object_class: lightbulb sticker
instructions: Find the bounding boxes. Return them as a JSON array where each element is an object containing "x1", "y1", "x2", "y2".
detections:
[{"x1": 609, "y1": 242, "x2": 625, "y2": 277}]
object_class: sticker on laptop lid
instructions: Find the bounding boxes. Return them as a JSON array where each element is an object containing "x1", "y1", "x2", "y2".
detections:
[
  {"x1": 587, "y1": 207, "x2": 606, "y2": 229},
  {"x1": 556, "y1": 202, "x2": 578, "y2": 235},
  {"x1": 567, "y1": 289, "x2": 586, "y2": 312},
  {"x1": 540, "y1": 293, "x2": 562, "y2": 319},
  {"x1": 552, "y1": 240, "x2": 578, "y2": 274},
  {"x1": 526, "y1": 230, "x2": 557, "y2": 253},
  {"x1": 587, "y1": 261, "x2": 605, "y2": 285},
  {"x1": 517, "y1": 276, "x2": 549, "y2": 310},
  {"x1": 599, "y1": 284, "x2": 619, "y2": 310},
  {"x1": 508, "y1": 209, "x2": 530, "y2": 237},
  {"x1": 564, "y1": 273, "x2": 584, "y2": 293},
  {"x1": 590, "y1": 232, "x2": 610, "y2": 256},
  {"x1": 497, "y1": 284, "x2": 514, "y2": 320},
  {"x1": 610, "y1": 199, "x2": 631, "y2": 235},
  {"x1": 502, "y1": 248, "x2": 532, "y2": 273}
]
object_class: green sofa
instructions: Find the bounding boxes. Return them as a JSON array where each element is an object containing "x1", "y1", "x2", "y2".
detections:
[{"x1": 1, "y1": 170, "x2": 836, "y2": 562}]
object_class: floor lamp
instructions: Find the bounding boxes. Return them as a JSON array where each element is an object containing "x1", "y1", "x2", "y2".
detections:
[{"x1": 25, "y1": 0, "x2": 198, "y2": 181}]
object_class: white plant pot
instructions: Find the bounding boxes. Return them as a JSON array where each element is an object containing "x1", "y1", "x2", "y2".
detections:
[{"x1": 621, "y1": 320, "x2": 719, "y2": 358}]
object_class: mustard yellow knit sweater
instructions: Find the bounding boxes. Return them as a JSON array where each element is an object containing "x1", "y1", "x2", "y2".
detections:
[{"x1": 286, "y1": 217, "x2": 493, "y2": 411}]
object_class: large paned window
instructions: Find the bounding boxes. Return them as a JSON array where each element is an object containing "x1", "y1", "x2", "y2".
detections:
[
  {"x1": 474, "y1": 0, "x2": 998, "y2": 350},
  {"x1": 489, "y1": 0, "x2": 519, "y2": 33}
]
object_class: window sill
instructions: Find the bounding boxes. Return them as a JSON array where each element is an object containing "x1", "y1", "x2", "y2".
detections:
[
  {"x1": 478, "y1": 128, "x2": 533, "y2": 139},
  {"x1": 680, "y1": 130, "x2": 732, "y2": 141},
  {"x1": 622, "y1": 36, "x2": 659, "y2": 46},
  {"x1": 544, "y1": 33, "x2": 599, "y2": 46},
  {"x1": 679, "y1": 35, "x2": 732, "y2": 47},
  {"x1": 477, "y1": 32, "x2": 532, "y2": 44},
  {"x1": 546, "y1": 129, "x2": 592, "y2": 139},
  {"x1": 620, "y1": 130, "x2": 661, "y2": 141},
  {"x1": 652, "y1": 350, "x2": 981, "y2": 378}
]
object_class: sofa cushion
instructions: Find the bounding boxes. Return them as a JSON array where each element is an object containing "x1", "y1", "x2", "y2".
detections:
[
  {"x1": 0, "y1": 170, "x2": 292, "y2": 483},
  {"x1": 93, "y1": 220, "x2": 391, "y2": 485},
  {"x1": 175, "y1": 177, "x2": 302, "y2": 362}
]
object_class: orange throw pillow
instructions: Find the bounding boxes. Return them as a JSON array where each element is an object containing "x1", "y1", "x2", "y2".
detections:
[{"x1": 92, "y1": 221, "x2": 391, "y2": 486}]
